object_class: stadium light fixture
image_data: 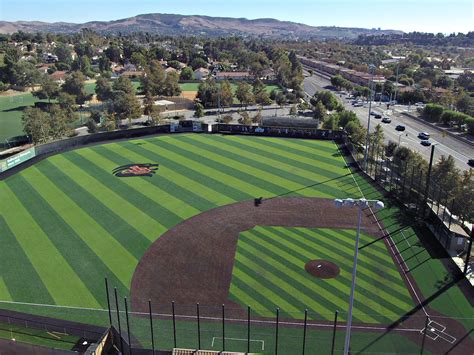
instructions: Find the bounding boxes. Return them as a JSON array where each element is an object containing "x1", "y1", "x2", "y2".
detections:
[{"x1": 334, "y1": 197, "x2": 384, "y2": 355}]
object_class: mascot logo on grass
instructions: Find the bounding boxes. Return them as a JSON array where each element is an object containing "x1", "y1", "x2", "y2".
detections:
[{"x1": 113, "y1": 163, "x2": 159, "y2": 177}]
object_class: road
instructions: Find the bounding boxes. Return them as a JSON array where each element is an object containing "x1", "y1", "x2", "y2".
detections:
[{"x1": 303, "y1": 69, "x2": 474, "y2": 172}]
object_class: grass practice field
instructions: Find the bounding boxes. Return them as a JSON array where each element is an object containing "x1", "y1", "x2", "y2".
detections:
[{"x1": 0, "y1": 134, "x2": 472, "y2": 353}]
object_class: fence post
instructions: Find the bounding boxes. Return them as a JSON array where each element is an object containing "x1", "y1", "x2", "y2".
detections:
[
  {"x1": 222, "y1": 304, "x2": 225, "y2": 352},
  {"x1": 172, "y1": 301, "x2": 177, "y2": 348},
  {"x1": 124, "y1": 297, "x2": 132, "y2": 354},
  {"x1": 275, "y1": 308, "x2": 279, "y2": 355},
  {"x1": 464, "y1": 228, "x2": 473, "y2": 275},
  {"x1": 420, "y1": 316, "x2": 429, "y2": 354},
  {"x1": 148, "y1": 300, "x2": 155, "y2": 355},
  {"x1": 114, "y1": 288, "x2": 123, "y2": 353},
  {"x1": 247, "y1": 306, "x2": 251, "y2": 354},
  {"x1": 104, "y1": 278, "x2": 112, "y2": 326},
  {"x1": 197, "y1": 303, "x2": 201, "y2": 350},
  {"x1": 331, "y1": 310, "x2": 338, "y2": 355},
  {"x1": 302, "y1": 309, "x2": 308, "y2": 355}
]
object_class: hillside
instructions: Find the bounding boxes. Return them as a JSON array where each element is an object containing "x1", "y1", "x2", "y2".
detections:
[{"x1": 0, "y1": 13, "x2": 403, "y2": 39}]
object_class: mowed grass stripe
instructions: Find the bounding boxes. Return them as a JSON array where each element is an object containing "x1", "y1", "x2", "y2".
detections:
[
  {"x1": 148, "y1": 138, "x2": 284, "y2": 197},
  {"x1": 166, "y1": 136, "x2": 315, "y2": 196},
  {"x1": 6, "y1": 176, "x2": 127, "y2": 306},
  {"x1": 206, "y1": 135, "x2": 360, "y2": 198},
  {"x1": 131, "y1": 139, "x2": 257, "y2": 200},
  {"x1": 0, "y1": 186, "x2": 99, "y2": 306},
  {"x1": 209, "y1": 135, "x2": 350, "y2": 180},
  {"x1": 274, "y1": 228, "x2": 412, "y2": 307},
  {"x1": 235, "y1": 236, "x2": 351, "y2": 318},
  {"x1": 68, "y1": 149, "x2": 178, "y2": 233},
  {"x1": 18, "y1": 166, "x2": 137, "y2": 284},
  {"x1": 297, "y1": 228, "x2": 409, "y2": 288},
  {"x1": 0, "y1": 277, "x2": 12, "y2": 301},
  {"x1": 272, "y1": 229, "x2": 411, "y2": 314},
  {"x1": 231, "y1": 260, "x2": 302, "y2": 314},
  {"x1": 179, "y1": 135, "x2": 346, "y2": 199},
  {"x1": 97, "y1": 143, "x2": 214, "y2": 214},
  {"x1": 0, "y1": 215, "x2": 54, "y2": 304},
  {"x1": 95, "y1": 142, "x2": 234, "y2": 206},
  {"x1": 228, "y1": 283, "x2": 275, "y2": 315},
  {"x1": 35, "y1": 161, "x2": 149, "y2": 260},
  {"x1": 244, "y1": 228, "x2": 385, "y2": 320},
  {"x1": 91, "y1": 141, "x2": 241, "y2": 204},
  {"x1": 53, "y1": 154, "x2": 173, "y2": 240},
  {"x1": 229, "y1": 276, "x2": 279, "y2": 316}
]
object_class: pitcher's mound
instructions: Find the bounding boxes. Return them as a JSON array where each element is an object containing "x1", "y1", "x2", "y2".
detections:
[{"x1": 305, "y1": 260, "x2": 340, "y2": 279}]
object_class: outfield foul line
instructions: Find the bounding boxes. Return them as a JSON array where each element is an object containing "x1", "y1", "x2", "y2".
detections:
[{"x1": 338, "y1": 145, "x2": 429, "y2": 318}]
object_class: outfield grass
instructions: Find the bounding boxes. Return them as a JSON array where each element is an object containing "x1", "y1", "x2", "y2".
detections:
[
  {"x1": 0, "y1": 134, "x2": 472, "y2": 352},
  {"x1": 230, "y1": 226, "x2": 414, "y2": 323}
]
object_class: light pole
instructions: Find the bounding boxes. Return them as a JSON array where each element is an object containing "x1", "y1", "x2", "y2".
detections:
[
  {"x1": 363, "y1": 64, "x2": 376, "y2": 172},
  {"x1": 334, "y1": 197, "x2": 384, "y2": 355}
]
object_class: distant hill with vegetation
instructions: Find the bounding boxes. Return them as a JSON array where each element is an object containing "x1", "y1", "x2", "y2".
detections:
[{"x1": 0, "y1": 13, "x2": 403, "y2": 39}]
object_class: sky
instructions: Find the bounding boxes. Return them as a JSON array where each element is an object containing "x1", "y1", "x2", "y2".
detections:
[{"x1": 1, "y1": 0, "x2": 473, "y2": 34}]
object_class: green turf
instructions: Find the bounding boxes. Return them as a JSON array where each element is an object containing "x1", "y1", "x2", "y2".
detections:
[
  {"x1": 0, "y1": 134, "x2": 472, "y2": 352},
  {"x1": 0, "y1": 321, "x2": 79, "y2": 350},
  {"x1": 229, "y1": 226, "x2": 414, "y2": 323},
  {"x1": 0, "y1": 93, "x2": 43, "y2": 141}
]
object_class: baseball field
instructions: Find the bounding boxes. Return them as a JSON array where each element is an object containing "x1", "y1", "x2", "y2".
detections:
[{"x1": 0, "y1": 134, "x2": 472, "y2": 353}]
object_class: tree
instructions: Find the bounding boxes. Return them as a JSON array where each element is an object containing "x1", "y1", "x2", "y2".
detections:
[
  {"x1": 237, "y1": 110, "x2": 252, "y2": 125},
  {"x1": 419, "y1": 78, "x2": 432, "y2": 90},
  {"x1": 322, "y1": 115, "x2": 339, "y2": 129},
  {"x1": 219, "y1": 80, "x2": 233, "y2": 108},
  {"x1": 110, "y1": 90, "x2": 142, "y2": 126},
  {"x1": 95, "y1": 77, "x2": 113, "y2": 101},
  {"x1": 197, "y1": 79, "x2": 218, "y2": 108},
  {"x1": 163, "y1": 72, "x2": 181, "y2": 97},
  {"x1": 54, "y1": 44, "x2": 72, "y2": 65},
  {"x1": 312, "y1": 101, "x2": 327, "y2": 120},
  {"x1": 310, "y1": 91, "x2": 340, "y2": 111},
  {"x1": 345, "y1": 120, "x2": 366, "y2": 146},
  {"x1": 190, "y1": 57, "x2": 208, "y2": 70},
  {"x1": 143, "y1": 92, "x2": 155, "y2": 117},
  {"x1": 22, "y1": 107, "x2": 50, "y2": 144},
  {"x1": 58, "y1": 92, "x2": 76, "y2": 114},
  {"x1": 336, "y1": 110, "x2": 358, "y2": 128},
  {"x1": 456, "y1": 92, "x2": 474, "y2": 116},
  {"x1": 423, "y1": 103, "x2": 444, "y2": 122},
  {"x1": 289, "y1": 105, "x2": 297, "y2": 117},
  {"x1": 32, "y1": 75, "x2": 60, "y2": 103},
  {"x1": 140, "y1": 60, "x2": 166, "y2": 96},
  {"x1": 148, "y1": 106, "x2": 162, "y2": 126},
  {"x1": 235, "y1": 82, "x2": 254, "y2": 109},
  {"x1": 452, "y1": 170, "x2": 474, "y2": 221},
  {"x1": 194, "y1": 102, "x2": 204, "y2": 118},
  {"x1": 370, "y1": 124, "x2": 385, "y2": 146},
  {"x1": 105, "y1": 45, "x2": 121, "y2": 63},
  {"x1": 62, "y1": 71, "x2": 88, "y2": 105},
  {"x1": 11, "y1": 60, "x2": 41, "y2": 89},
  {"x1": 130, "y1": 52, "x2": 147, "y2": 69},
  {"x1": 112, "y1": 76, "x2": 135, "y2": 95},
  {"x1": 48, "y1": 104, "x2": 73, "y2": 139},
  {"x1": 255, "y1": 90, "x2": 272, "y2": 106},
  {"x1": 179, "y1": 67, "x2": 194, "y2": 80},
  {"x1": 331, "y1": 75, "x2": 345, "y2": 90},
  {"x1": 432, "y1": 155, "x2": 460, "y2": 198},
  {"x1": 252, "y1": 110, "x2": 262, "y2": 124}
]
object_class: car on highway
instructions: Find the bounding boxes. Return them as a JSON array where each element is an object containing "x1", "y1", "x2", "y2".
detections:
[
  {"x1": 468, "y1": 159, "x2": 474, "y2": 167},
  {"x1": 418, "y1": 132, "x2": 430, "y2": 140},
  {"x1": 370, "y1": 111, "x2": 376, "y2": 116},
  {"x1": 420, "y1": 140, "x2": 432, "y2": 146},
  {"x1": 381, "y1": 117, "x2": 392, "y2": 123},
  {"x1": 353, "y1": 102, "x2": 364, "y2": 107},
  {"x1": 395, "y1": 125, "x2": 406, "y2": 131},
  {"x1": 374, "y1": 114, "x2": 382, "y2": 119}
]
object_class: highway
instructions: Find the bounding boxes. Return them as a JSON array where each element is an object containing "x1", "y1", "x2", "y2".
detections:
[{"x1": 303, "y1": 69, "x2": 474, "y2": 172}]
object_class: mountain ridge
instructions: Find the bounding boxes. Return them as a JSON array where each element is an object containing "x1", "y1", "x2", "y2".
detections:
[{"x1": 0, "y1": 13, "x2": 403, "y2": 39}]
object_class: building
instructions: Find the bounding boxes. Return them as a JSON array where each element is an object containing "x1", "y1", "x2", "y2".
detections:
[
  {"x1": 194, "y1": 68, "x2": 210, "y2": 80},
  {"x1": 260, "y1": 68, "x2": 276, "y2": 81},
  {"x1": 49, "y1": 71, "x2": 67, "y2": 83},
  {"x1": 215, "y1": 72, "x2": 255, "y2": 81}
]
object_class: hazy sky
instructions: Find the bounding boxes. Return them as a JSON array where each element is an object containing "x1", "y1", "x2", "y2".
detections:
[{"x1": 1, "y1": 0, "x2": 473, "y2": 34}]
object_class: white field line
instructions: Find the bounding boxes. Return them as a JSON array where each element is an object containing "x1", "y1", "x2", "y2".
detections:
[{"x1": 339, "y1": 148, "x2": 429, "y2": 318}]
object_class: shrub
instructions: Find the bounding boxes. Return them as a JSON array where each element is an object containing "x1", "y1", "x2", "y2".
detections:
[
  {"x1": 440, "y1": 110, "x2": 470, "y2": 127},
  {"x1": 423, "y1": 103, "x2": 444, "y2": 122},
  {"x1": 464, "y1": 117, "x2": 474, "y2": 134}
]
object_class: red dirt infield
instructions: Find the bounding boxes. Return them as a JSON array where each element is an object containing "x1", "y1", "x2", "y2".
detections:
[{"x1": 305, "y1": 259, "x2": 341, "y2": 279}]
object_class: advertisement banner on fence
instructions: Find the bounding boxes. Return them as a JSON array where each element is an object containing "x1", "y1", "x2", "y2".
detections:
[{"x1": 0, "y1": 147, "x2": 36, "y2": 173}]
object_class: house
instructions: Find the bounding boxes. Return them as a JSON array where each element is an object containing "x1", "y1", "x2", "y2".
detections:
[
  {"x1": 165, "y1": 67, "x2": 178, "y2": 74},
  {"x1": 49, "y1": 71, "x2": 67, "y2": 83},
  {"x1": 215, "y1": 72, "x2": 255, "y2": 81},
  {"x1": 260, "y1": 68, "x2": 276, "y2": 81},
  {"x1": 36, "y1": 63, "x2": 54, "y2": 74},
  {"x1": 194, "y1": 68, "x2": 210, "y2": 80}
]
